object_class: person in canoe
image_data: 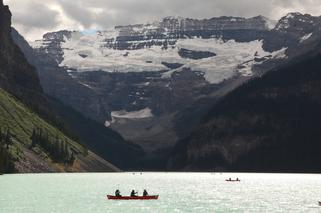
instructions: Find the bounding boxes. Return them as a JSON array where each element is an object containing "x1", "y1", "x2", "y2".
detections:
[
  {"x1": 115, "y1": 189, "x2": 121, "y2": 197},
  {"x1": 143, "y1": 189, "x2": 148, "y2": 196},
  {"x1": 130, "y1": 190, "x2": 138, "y2": 197}
]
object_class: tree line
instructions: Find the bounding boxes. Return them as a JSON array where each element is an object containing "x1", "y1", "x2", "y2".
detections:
[{"x1": 30, "y1": 128, "x2": 75, "y2": 165}]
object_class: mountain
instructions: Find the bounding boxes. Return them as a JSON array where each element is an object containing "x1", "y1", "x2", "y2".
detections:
[
  {"x1": 24, "y1": 12, "x2": 321, "y2": 169},
  {"x1": 0, "y1": 0, "x2": 53, "y2": 121},
  {"x1": 0, "y1": 0, "x2": 120, "y2": 173},
  {"x1": 168, "y1": 44, "x2": 321, "y2": 172},
  {"x1": 11, "y1": 28, "x2": 107, "y2": 124},
  {"x1": 12, "y1": 28, "x2": 144, "y2": 170}
]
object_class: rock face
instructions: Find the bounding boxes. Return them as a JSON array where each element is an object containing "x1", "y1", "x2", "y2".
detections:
[
  {"x1": 107, "y1": 16, "x2": 272, "y2": 50},
  {"x1": 263, "y1": 13, "x2": 321, "y2": 54},
  {"x1": 0, "y1": 1, "x2": 50, "y2": 117},
  {"x1": 22, "y1": 13, "x2": 321, "y2": 169}
]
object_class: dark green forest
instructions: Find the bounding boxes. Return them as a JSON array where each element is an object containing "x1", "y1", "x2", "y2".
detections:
[
  {"x1": 169, "y1": 51, "x2": 321, "y2": 172},
  {"x1": 30, "y1": 128, "x2": 75, "y2": 165}
]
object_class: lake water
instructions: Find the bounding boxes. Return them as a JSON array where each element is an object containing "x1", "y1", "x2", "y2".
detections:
[{"x1": 0, "y1": 173, "x2": 321, "y2": 213}]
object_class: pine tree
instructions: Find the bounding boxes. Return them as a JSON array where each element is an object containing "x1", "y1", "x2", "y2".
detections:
[
  {"x1": 5, "y1": 129, "x2": 12, "y2": 149},
  {"x1": 63, "y1": 140, "x2": 68, "y2": 162},
  {"x1": 30, "y1": 128, "x2": 37, "y2": 148},
  {"x1": 53, "y1": 135, "x2": 60, "y2": 160},
  {"x1": 0, "y1": 143, "x2": 4, "y2": 172},
  {"x1": 0, "y1": 128, "x2": 3, "y2": 144},
  {"x1": 59, "y1": 140, "x2": 64, "y2": 160},
  {"x1": 69, "y1": 151, "x2": 75, "y2": 165},
  {"x1": 0, "y1": 127, "x2": 16, "y2": 173}
]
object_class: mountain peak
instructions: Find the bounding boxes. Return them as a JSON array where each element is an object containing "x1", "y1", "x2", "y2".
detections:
[
  {"x1": 252, "y1": 15, "x2": 268, "y2": 19},
  {"x1": 282, "y1": 12, "x2": 316, "y2": 22},
  {"x1": 163, "y1": 16, "x2": 185, "y2": 20},
  {"x1": 0, "y1": 0, "x2": 9, "y2": 10},
  {"x1": 275, "y1": 12, "x2": 318, "y2": 32},
  {"x1": 285, "y1": 12, "x2": 303, "y2": 19},
  {"x1": 0, "y1": 0, "x2": 11, "y2": 41}
]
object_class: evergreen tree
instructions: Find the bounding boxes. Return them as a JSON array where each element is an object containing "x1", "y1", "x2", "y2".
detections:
[
  {"x1": 0, "y1": 128, "x2": 15, "y2": 174},
  {"x1": 5, "y1": 129, "x2": 12, "y2": 149},
  {"x1": 63, "y1": 140, "x2": 68, "y2": 161},
  {"x1": 59, "y1": 140, "x2": 63, "y2": 160},
  {"x1": 0, "y1": 143, "x2": 4, "y2": 172},
  {"x1": 69, "y1": 151, "x2": 75, "y2": 165},
  {"x1": 0, "y1": 129, "x2": 3, "y2": 148},
  {"x1": 0, "y1": 128, "x2": 3, "y2": 143},
  {"x1": 30, "y1": 128, "x2": 37, "y2": 148}
]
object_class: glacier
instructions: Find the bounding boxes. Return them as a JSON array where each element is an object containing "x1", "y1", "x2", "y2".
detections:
[{"x1": 57, "y1": 31, "x2": 286, "y2": 84}]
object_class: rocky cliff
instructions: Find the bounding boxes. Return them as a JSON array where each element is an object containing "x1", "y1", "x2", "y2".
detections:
[{"x1": 0, "y1": 0, "x2": 50, "y2": 116}]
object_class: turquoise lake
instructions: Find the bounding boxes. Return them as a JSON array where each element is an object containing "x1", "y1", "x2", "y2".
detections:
[{"x1": 0, "y1": 173, "x2": 321, "y2": 212}]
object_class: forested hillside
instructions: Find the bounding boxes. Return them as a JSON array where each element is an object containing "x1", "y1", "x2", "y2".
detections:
[{"x1": 169, "y1": 49, "x2": 321, "y2": 172}]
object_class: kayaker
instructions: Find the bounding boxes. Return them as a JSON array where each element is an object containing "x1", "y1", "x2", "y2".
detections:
[
  {"x1": 115, "y1": 189, "x2": 121, "y2": 197},
  {"x1": 143, "y1": 189, "x2": 148, "y2": 196},
  {"x1": 130, "y1": 190, "x2": 138, "y2": 197}
]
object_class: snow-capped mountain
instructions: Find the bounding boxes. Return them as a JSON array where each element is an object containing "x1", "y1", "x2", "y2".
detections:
[
  {"x1": 32, "y1": 16, "x2": 282, "y2": 83},
  {"x1": 26, "y1": 13, "x2": 321, "y2": 154}
]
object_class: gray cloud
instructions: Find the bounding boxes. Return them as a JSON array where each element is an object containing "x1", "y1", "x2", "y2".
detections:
[
  {"x1": 13, "y1": 2, "x2": 59, "y2": 29},
  {"x1": 3, "y1": 0, "x2": 321, "y2": 41},
  {"x1": 55, "y1": 0, "x2": 95, "y2": 28}
]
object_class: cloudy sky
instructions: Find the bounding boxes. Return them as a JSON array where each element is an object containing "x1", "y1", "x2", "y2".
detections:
[{"x1": 3, "y1": 0, "x2": 321, "y2": 41}]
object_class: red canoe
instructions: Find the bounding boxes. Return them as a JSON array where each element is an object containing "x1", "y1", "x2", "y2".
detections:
[
  {"x1": 107, "y1": 195, "x2": 159, "y2": 200},
  {"x1": 225, "y1": 179, "x2": 240, "y2": 182}
]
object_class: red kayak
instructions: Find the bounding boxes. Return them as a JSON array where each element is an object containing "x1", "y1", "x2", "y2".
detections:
[{"x1": 107, "y1": 195, "x2": 159, "y2": 200}]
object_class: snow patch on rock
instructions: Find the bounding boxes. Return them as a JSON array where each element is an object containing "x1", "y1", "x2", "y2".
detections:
[
  {"x1": 105, "y1": 107, "x2": 153, "y2": 127},
  {"x1": 104, "y1": 121, "x2": 111, "y2": 127},
  {"x1": 111, "y1": 108, "x2": 153, "y2": 119},
  {"x1": 300, "y1": 33, "x2": 313, "y2": 43},
  {"x1": 30, "y1": 40, "x2": 50, "y2": 48},
  {"x1": 271, "y1": 47, "x2": 288, "y2": 59}
]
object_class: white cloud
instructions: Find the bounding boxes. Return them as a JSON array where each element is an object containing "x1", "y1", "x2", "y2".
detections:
[{"x1": 3, "y1": 0, "x2": 321, "y2": 41}]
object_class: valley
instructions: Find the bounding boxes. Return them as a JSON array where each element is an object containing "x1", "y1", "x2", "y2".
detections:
[
  {"x1": 2, "y1": 0, "x2": 321, "y2": 171},
  {"x1": 20, "y1": 13, "x2": 321, "y2": 171}
]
